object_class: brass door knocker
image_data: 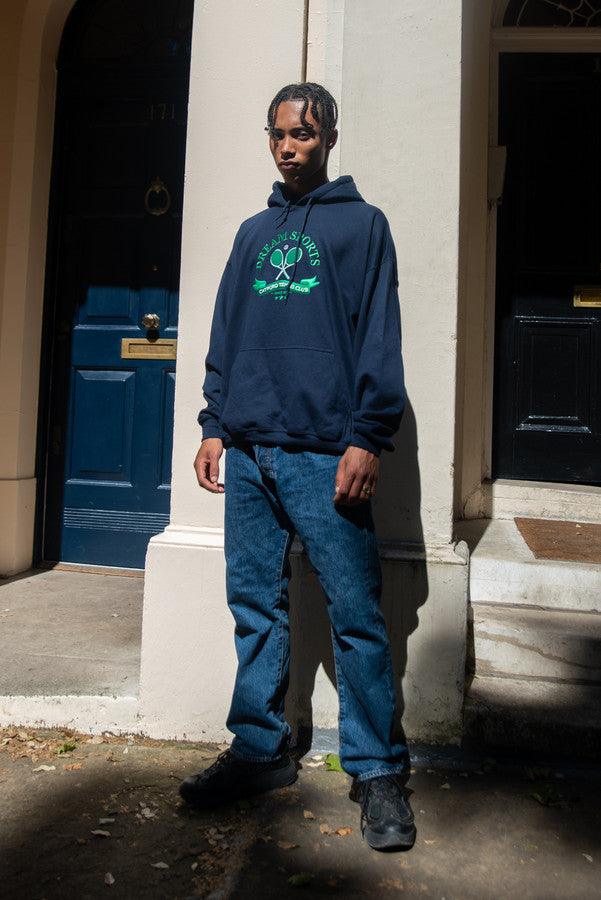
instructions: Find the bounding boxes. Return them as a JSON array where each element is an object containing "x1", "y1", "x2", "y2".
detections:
[{"x1": 144, "y1": 177, "x2": 171, "y2": 216}]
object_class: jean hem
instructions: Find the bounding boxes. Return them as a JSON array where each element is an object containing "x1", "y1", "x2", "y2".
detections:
[
  {"x1": 229, "y1": 745, "x2": 288, "y2": 764},
  {"x1": 354, "y1": 764, "x2": 410, "y2": 782}
]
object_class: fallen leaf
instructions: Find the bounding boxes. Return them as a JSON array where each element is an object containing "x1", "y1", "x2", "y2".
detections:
[
  {"x1": 33, "y1": 765, "x2": 56, "y2": 772},
  {"x1": 91, "y1": 829, "x2": 111, "y2": 838},
  {"x1": 151, "y1": 861, "x2": 169, "y2": 869},
  {"x1": 319, "y1": 823, "x2": 332, "y2": 834},
  {"x1": 104, "y1": 873, "x2": 115, "y2": 886},
  {"x1": 424, "y1": 839, "x2": 436, "y2": 845},
  {"x1": 76, "y1": 838, "x2": 87, "y2": 845},
  {"x1": 99, "y1": 817, "x2": 115, "y2": 825},
  {"x1": 191, "y1": 862, "x2": 198, "y2": 871},
  {"x1": 140, "y1": 807, "x2": 156, "y2": 819},
  {"x1": 334, "y1": 827, "x2": 352, "y2": 836},
  {"x1": 324, "y1": 753, "x2": 343, "y2": 772},
  {"x1": 17, "y1": 730, "x2": 29, "y2": 741},
  {"x1": 57, "y1": 739, "x2": 77, "y2": 754},
  {"x1": 583, "y1": 854, "x2": 593, "y2": 863},
  {"x1": 277, "y1": 841, "x2": 300, "y2": 850},
  {"x1": 64, "y1": 763, "x2": 82, "y2": 771},
  {"x1": 440, "y1": 782, "x2": 451, "y2": 790},
  {"x1": 303, "y1": 810, "x2": 315, "y2": 819},
  {"x1": 288, "y1": 873, "x2": 315, "y2": 887}
]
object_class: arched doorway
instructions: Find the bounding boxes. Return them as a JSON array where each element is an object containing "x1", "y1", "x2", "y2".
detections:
[
  {"x1": 37, "y1": 0, "x2": 194, "y2": 568},
  {"x1": 491, "y1": 0, "x2": 601, "y2": 485}
]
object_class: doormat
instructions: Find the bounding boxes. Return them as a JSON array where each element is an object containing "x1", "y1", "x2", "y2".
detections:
[{"x1": 514, "y1": 517, "x2": 601, "y2": 564}]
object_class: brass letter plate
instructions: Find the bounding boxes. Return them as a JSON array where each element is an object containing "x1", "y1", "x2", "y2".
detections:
[
  {"x1": 573, "y1": 286, "x2": 601, "y2": 308},
  {"x1": 121, "y1": 338, "x2": 177, "y2": 359}
]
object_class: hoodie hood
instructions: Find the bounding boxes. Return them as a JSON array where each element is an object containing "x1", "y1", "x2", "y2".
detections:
[{"x1": 267, "y1": 175, "x2": 365, "y2": 208}]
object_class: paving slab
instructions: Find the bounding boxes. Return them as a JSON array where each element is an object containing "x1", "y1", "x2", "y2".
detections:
[
  {"x1": 0, "y1": 568, "x2": 143, "y2": 697},
  {"x1": 1, "y1": 728, "x2": 600, "y2": 899}
]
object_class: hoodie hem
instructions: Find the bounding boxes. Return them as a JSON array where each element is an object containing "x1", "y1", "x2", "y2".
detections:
[{"x1": 226, "y1": 428, "x2": 347, "y2": 455}]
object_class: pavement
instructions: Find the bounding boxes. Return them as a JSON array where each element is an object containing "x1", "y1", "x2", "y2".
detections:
[
  {"x1": 1, "y1": 728, "x2": 600, "y2": 900},
  {"x1": 0, "y1": 568, "x2": 143, "y2": 696}
]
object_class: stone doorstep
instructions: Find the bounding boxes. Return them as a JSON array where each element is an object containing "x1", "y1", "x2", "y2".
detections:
[
  {"x1": 468, "y1": 602, "x2": 601, "y2": 683},
  {"x1": 463, "y1": 674, "x2": 601, "y2": 760},
  {"x1": 456, "y1": 518, "x2": 601, "y2": 612}
]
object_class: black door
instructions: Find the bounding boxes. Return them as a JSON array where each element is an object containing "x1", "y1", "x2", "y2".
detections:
[{"x1": 494, "y1": 54, "x2": 601, "y2": 485}]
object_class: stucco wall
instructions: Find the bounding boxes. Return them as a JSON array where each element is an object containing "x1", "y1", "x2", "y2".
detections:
[{"x1": 0, "y1": 0, "x2": 74, "y2": 575}]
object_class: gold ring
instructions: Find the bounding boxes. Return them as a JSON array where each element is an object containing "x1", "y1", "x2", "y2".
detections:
[{"x1": 361, "y1": 486, "x2": 371, "y2": 495}]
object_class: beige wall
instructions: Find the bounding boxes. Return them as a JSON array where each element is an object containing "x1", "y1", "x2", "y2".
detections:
[
  {"x1": 339, "y1": 0, "x2": 463, "y2": 547},
  {"x1": 0, "y1": 0, "x2": 74, "y2": 575}
]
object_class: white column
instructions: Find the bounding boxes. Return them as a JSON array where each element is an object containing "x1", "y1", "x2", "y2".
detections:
[{"x1": 138, "y1": 0, "x2": 306, "y2": 738}]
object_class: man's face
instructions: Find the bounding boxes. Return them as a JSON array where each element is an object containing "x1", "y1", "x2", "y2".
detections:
[{"x1": 268, "y1": 99, "x2": 336, "y2": 185}]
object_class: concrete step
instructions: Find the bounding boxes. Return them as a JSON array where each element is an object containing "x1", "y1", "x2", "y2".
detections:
[
  {"x1": 463, "y1": 674, "x2": 601, "y2": 760},
  {"x1": 468, "y1": 603, "x2": 601, "y2": 684},
  {"x1": 456, "y1": 519, "x2": 601, "y2": 612}
]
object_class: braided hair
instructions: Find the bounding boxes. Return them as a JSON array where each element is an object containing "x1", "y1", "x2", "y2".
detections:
[{"x1": 266, "y1": 82, "x2": 338, "y2": 136}]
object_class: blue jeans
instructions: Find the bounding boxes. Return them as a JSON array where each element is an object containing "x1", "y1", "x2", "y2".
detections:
[{"x1": 223, "y1": 442, "x2": 409, "y2": 781}]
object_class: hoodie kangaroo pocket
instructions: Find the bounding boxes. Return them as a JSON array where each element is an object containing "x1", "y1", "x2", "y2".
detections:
[{"x1": 221, "y1": 347, "x2": 351, "y2": 442}]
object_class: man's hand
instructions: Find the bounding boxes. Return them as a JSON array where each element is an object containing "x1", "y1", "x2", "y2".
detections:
[
  {"x1": 333, "y1": 445, "x2": 379, "y2": 506},
  {"x1": 193, "y1": 438, "x2": 225, "y2": 493}
]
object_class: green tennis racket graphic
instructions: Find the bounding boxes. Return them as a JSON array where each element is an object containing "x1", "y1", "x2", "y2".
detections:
[{"x1": 270, "y1": 244, "x2": 302, "y2": 280}]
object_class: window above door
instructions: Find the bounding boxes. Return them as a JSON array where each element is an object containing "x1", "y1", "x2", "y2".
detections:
[{"x1": 504, "y1": 0, "x2": 601, "y2": 27}]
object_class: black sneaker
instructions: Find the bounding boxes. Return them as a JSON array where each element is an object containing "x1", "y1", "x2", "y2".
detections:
[
  {"x1": 350, "y1": 774, "x2": 416, "y2": 851},
  {"x1": 179, "y1": 749, "x2": 298, "y2": 808}
]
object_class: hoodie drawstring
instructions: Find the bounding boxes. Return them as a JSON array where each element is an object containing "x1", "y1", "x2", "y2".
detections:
[
  {"x1": 284, "y1": 197, "x2": 315, "y2": 302},
  {"x1": 275, "y1": 198, "x2": 292, "y2": 228}
]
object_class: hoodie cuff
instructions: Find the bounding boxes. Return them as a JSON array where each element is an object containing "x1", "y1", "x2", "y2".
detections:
[
  {"x1": 200, "y1": 418, "x2": 225, "y2": 442},
  {"x1": 348, "y1": 432, "x2": 382, "y2": 457}
]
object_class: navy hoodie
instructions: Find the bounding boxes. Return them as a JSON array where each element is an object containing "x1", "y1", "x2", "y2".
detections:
[{"x1": 198, "y1": 175, "x2": 405, "y2": 455}]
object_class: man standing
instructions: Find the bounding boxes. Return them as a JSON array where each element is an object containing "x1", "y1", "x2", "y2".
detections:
[{"x1": 179, "y1": 83, "x2": 415, "y2": 851}]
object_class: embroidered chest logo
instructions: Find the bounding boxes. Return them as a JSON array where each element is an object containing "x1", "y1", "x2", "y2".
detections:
[{"x1": 253, "y1": 230, "x2": 321, "y2": 301}]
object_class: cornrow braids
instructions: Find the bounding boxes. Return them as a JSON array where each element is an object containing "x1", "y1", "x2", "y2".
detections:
[{"x1": 266, "y1": 82, "x2": 338, "y2": 136}]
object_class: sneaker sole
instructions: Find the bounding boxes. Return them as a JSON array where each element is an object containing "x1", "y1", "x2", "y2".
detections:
[
  {"x1": 364, "y1": 825, "x2": 416, "y2": 851},
  {"x1": 179, "y1": 759, "x2": 298, "y2": 808}
]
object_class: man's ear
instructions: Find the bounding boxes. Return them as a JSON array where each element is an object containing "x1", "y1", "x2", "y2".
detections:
[{"x1": 326, "y1": 128, "x2": 338, "y2": 151}]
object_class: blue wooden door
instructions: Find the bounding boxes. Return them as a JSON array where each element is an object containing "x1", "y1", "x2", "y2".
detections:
[{"x1": 43, "y1": 71, "x2": 189, "y2": 568}]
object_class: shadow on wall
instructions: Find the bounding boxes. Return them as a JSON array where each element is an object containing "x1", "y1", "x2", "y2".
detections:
[{"x1": 286, "y1": 397, "x2": 427, "y2": 754}]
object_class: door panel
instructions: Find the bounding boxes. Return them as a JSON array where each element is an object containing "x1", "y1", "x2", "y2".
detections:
[{"x1": 494, "y1": 54, "x2": 601, "y2": 484}]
